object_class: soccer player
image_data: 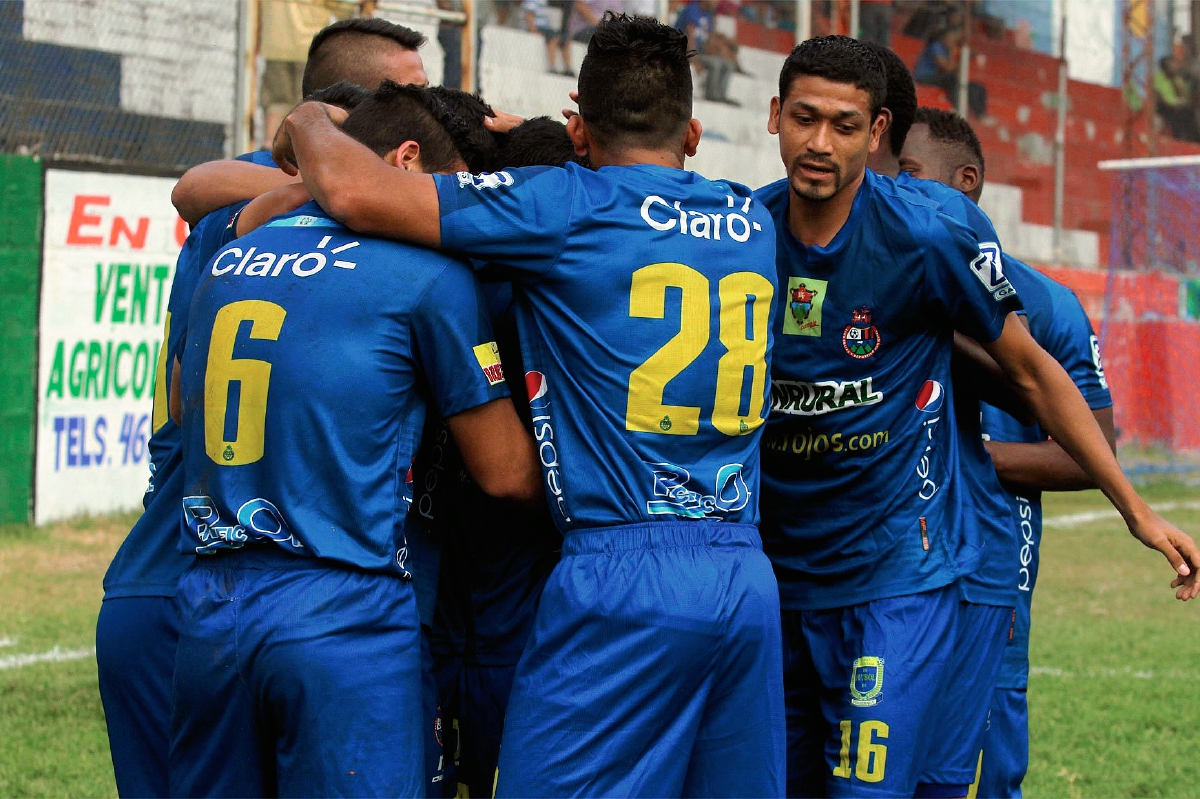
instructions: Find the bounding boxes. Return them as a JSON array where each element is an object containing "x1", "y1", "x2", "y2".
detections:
[
  {"x1": 172, "y1": 16, "x2": 429, "y2": 227},
  {"x1": 94, "y1": 25, "x2": 426, "y2": 791},
  {"x1": 899, "y1": 106, "x2": 1116, "y2": 798},
  {"x1": 271, "y1": 14, "x2": 785, "y2": 796},
  {"x1": 167, "y1": 82, "x2": 539, "y2": 798},
  {"x1": 424, "y1": 116, "x2": 586, "y2": 798},
  {"x1": 863, "y1": 43, "x2": 1026, "y2": 796},
  {"x1": 757, "y1": 35, "x2": 1197, "y2": 798}
]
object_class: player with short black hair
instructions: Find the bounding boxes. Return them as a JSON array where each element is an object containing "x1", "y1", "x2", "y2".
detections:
[
  {"x1": 903, "y1": 106, "x2": 986, "y2": 200},
  {"x1": 500, "y1": 116, "x2": 588, "y2": 168},
  {"x1": 901, "y1": 108, "x2": 1116, "y2": 799},
  {"x1": 96, "y1": 51, "x2": 414, "y2": 799},
  {"x1": 862, "y1": 41, "x2": 916, "y2": 160},
  {"x1": 574, "y1": 13, "x2": 695, "y2": 151},
  {"x1": 304, "y1": 79, "x2": 371, "y2": 111},
  {"x1": 426, "y1": 86, "x2": 504, "y2": 173},
  {"x1": 303, "y1": 16, "x2": 428, "y2": 96},
  {"x1": 272, "y1": 11, "x2": 785, "y2": 795},
  {"x1": 778, "y1": 34, "x2": 887, "y2": 121},
  {"x1": 759, "y1": 34, "x2": 1197, "y2": 798},
  {"x1": 168, "y1": 84, "x2": 539, "y2": 798}
]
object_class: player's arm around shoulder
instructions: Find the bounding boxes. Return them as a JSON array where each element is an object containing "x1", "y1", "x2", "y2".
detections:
[
  {"x1": 415, "y1": 258, "x2": 540, "y2": 505},
  {"x1": 275, "y1": 101, "x2": 442, "y2": 247},
  {"x1": 982, "y1": 312, "x2": 1200, "y2": 600},
  {"x1": 173, "y1": 161, "x2": 297, "y2": 227}
]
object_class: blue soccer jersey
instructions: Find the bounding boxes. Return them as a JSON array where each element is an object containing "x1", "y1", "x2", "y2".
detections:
[
  {"x1": 981, "y1": 258, "x2": 1111, "y2": 690},
  {"x1": 756, "y1": 170, "x2": 1022, "y2": 611},
  {"x1": 178, "y1": 202, "x2": 508, "y2": 573},
  {"x1": 898, "y1": 172, "x2": 1020, "y2": 608},
  {"x1": 434, "y1": 163, "x2": 777, "y2": 533}
]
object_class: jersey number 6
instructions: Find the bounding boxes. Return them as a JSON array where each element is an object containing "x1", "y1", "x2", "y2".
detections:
[
  {"x1": 626, "y1": 262, "x2": 773, "y2": 437},
  {"x1": 204, "y1": 300, "x2": 286, "y2": 466}
]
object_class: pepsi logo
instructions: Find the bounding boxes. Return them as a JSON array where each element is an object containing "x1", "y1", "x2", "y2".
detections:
[
  {"x1": 526, "y1": 371, "x2": 550, "y2": 410},
  {"x1": 915, "y1": 380, "x2": 944, "y2": 413}
]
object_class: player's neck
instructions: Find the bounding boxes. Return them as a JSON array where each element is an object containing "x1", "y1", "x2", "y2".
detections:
[
  {"x1": 589, "y1": 144, "x2": 685, "y2": 170},
  {"x1": 788, "y1": 170, "x2": 865, "y2": 248},
  {"x1": 867, "y1": 149, "x2": 899, "y2": 179}
]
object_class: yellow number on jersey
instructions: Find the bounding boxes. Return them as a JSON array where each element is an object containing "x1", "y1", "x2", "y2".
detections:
[
  {"x1": 626, "y1": 263, "x2": 773, "y2": 436},
  {"x1": 204, "y1": 300, "x2": 286, "y2": 466},
  {"x1": 151, "y1": 312, "x2": 172, "y2": 434}
]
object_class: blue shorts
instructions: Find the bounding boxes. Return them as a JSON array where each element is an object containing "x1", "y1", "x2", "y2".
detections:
[
  {"x1": 920, "y1": 602, "x2": 1012, "y2": 787},
  {"x1": 421, "y1": 630, "x2": 448, "y2": 797},
  {"x1": 783, "y1": 584, "x2": 960, "y2": 798},
  {"x1": 973, "y1": 687, "x2": 1027, "y2": 798},
  {"x1": 435, "y1": 656, "x2": 517, "y2": 798},
  {"x1": 495, "y1": 522, "x2": 785, "y2": 798},
  {"x1": 169, "y1": 550, "x2": 425, "y2": 798},
  {"x1": 96, "y1": 595, "x2": 179, "y2": 798}
]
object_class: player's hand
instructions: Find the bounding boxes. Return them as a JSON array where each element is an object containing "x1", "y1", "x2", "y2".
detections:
[
  {"x1": 272, "y1": 102, "x2": 350, "y2": 176},
  {"x1": 1129, "y1": 510, "x2": 1200, "y2": 600},
  {"x1": 484, "y1": 109, "x2": 525, "y2": 134},
  {"x1": 561, "y1": 90, "x2": 580, "y2": 122}
]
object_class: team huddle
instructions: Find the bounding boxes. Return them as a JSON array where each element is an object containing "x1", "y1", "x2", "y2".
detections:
[{"x1": 94, "y1": 12, "x2": 1200, "y2": 799}]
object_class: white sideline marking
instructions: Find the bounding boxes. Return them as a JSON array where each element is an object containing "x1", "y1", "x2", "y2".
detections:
[
  {"x1": 0, "y1": 646, "x2": 95, "y2": 671},
  {"x1": 1031, "y1": 665, "x2": 1200, "y2": 680},
  {"x1": 0, "y1": 637, "x2": 17, "y2": 648},
  {"x1": 1043, "y1": 501, "x2": 1200, "y2": 529}
]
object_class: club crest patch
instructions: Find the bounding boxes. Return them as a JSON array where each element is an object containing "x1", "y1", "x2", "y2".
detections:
[
  {"x1": 842, "y1": 307, "x2": 881, "y2": 359},
  {"x1": 783, "y1": 276, "x2": 828, "y2": 336},
  {"x1": 850, "y1": 656, "x2": 884, "y2": 707}
]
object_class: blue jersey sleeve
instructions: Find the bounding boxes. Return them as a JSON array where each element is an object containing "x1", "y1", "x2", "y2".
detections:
[
  {"x1": 412, "y1": 260, "x2": 512, "y2": 418},
  {"x1": 1039, "y1": 286, "x2": 1112, "y2": 410},
  {"x1": 167, "y1": 201, "x2": 250, "y2": 366},
  {"x1": 926, "y1": 211, "x2": 1022, "y2": 344},
  {"x1": 434, "y1": 166, "x2": 574, "y2": 277}
]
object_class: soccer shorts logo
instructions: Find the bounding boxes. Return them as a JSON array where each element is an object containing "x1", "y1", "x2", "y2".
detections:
[{"x1": 850, "y1": 656, "x2": 885, "y2": 707}]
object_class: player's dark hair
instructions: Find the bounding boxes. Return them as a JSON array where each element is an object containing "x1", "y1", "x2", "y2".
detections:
[
  {"x1": 864, "y1": 43, "x2": 916, "y2": 156},
  {"x1": 304, "y1": 80, "x2": 370, "y2": 111},
  {"x1": 778, "y1": 35, "x2": 886, "y2": 118},
  {"x1": 426, "y1": 86, "x2": 502, "y2": 173},
  {"x1": 577, "y1": 12, "x2": 694, "y2": 150},
  {"x1": 341, "y1": 81, "x2": 462, "y2": 173},
  {"x1": 501, "y1": 117, "x2": 589, "y2": 168},
  {"x1": 914, "y1": 106, "x2": 985, "y2": 174},
  {"x1": 303, "y1": 17, "x2": 426, "y2": 96}
]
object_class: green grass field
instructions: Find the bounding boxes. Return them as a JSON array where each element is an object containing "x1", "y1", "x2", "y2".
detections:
[{"x1": 1, "y1": 488, "x2": 1199, "y2": 798}]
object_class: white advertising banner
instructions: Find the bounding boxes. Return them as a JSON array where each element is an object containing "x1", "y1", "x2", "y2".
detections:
[{"x1": 35, "y1": 169, "x2": 187, "y2": 525}]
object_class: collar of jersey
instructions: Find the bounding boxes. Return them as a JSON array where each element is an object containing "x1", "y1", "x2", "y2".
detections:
[{"x1": 783, "y1": 169, "x2": 873, "y2": 267}]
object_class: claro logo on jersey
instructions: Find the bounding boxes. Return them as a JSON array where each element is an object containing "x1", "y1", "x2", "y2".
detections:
[
  {"x1": 771, "y1": 377, "x2": 883, "y2": 416},
  {"x1": 456, "y1": 171, "x2": 514, "y2": 190},
  {"x1": 210, "y1": 234, "x2": 360, "y2": 279},
  {"x1": 970, "y1": 242, "x2": 1016, "y2": 301},
  {"x1": 639, "y1": 194, "x2": 764, "y2": 242},
  {"x1": 526, "y1": 371, "x2": 571, "y2": 523}
]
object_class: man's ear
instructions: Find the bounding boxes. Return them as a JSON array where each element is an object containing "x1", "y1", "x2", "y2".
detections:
[
  {"x1": 385, "y1": 140, "x2": 423, "y2": 172},
  {"x1": 768, "y1": 96, "x2": 781, "y2": 135},
  {"x1": 683, "y1": 118, "x2": 702, "y2": 158},
  {"x1": 954, "y1": 163, "x2": 981, "y2": 198},
  {"x1": 867, "y1": 109, "x2": 888, "y2": 154},
  {"x1": 566, "y1": 114, "x2": 589, "y2": 158}
]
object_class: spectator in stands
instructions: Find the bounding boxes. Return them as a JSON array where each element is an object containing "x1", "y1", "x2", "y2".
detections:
[
  {"x1": 1155, "y1": 54, "x2": 1199, "y2": 142},
  {"x1": 914, "y1": 25, "x2": 987, "y2": 119},
  {"x1": 674, "y1": 0, "x2": 741, "y2": 105},
  {"x1": 259, "y1": 0, "x2": 361, "y2": 147},
  {"x1": 568, "y1": 0, "x2": 620, "y2": 44},
  {"x1": 524, "y1": 0, "x2": 571, "y2": 75},
  {"x1": 859, "y1": 0, "x2": 893, "y2": 48},
  {"x1": 438, "y1": 0, "x2": 464, "y2": 89}
]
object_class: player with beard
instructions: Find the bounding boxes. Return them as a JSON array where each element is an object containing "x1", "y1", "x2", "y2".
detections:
[{"x1": 756, "y1": 35, "x2": 1197, "y2": 798}]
